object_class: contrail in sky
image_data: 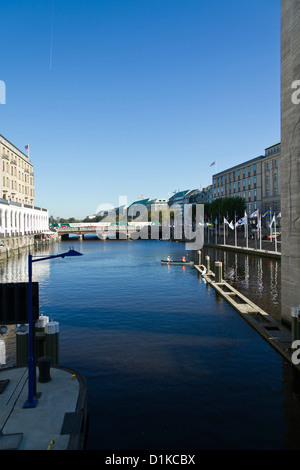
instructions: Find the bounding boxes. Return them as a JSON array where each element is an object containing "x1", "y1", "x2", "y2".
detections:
[{"x1": 50, "y1": 1, "x2": 55, "y2": 69}]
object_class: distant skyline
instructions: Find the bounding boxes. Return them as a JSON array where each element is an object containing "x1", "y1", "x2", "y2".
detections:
[{"x1": 0, "y1": 0, "x2": 281, "y2": 219}]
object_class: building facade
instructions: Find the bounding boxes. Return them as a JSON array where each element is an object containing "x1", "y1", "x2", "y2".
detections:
[
  {"x1": 0, "y1": 135, "x2": 34, "y2": 205},
  {"x1": 212, "y1": 144, "x2": 281, "y2": 219},
  {"x1": 0, "y1": 201, "x2": 48, "y2": 238},
  {"x1": 212, "y1": 155, "x2": 263, "y2": 215},
  {"x1": 0, "y1": 134, "x2": 48, "y2": 242},
  {"x1": 190, "y1": 185, "x2": 213, "y2": 204},
  {"x1": 261, "y1": 143, "x2": 281, "y2": 215}
]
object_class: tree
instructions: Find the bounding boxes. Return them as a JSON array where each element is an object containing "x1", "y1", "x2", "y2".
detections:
[{"x1": 204, "y1": 197, "x2": 246, "y2": 222}]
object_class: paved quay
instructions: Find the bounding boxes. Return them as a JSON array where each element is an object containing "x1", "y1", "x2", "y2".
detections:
[{"x1": 0, "y1": 365, "x2": 88, "y2": 450}]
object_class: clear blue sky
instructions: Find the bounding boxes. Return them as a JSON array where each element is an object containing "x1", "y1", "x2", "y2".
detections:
[{"x1": 0, "y1": 0, "x2": 281, "y2": 219}]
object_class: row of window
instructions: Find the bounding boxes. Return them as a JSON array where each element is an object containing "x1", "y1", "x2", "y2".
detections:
[
  {"x1": 2, "y1": 147, "x2": 31, "y2": 170},
  {"x1": 2, "y1": 160, "x2": 34, "y2": 180},
  {"x1": 2, "y1": 176, "x2": 34, "y2": 196},
  {"x1": 213, "y1": 164, "x2": 257, "y2": 186},
  {"x1": 265, "y1": 174, "x2": 278, "y2": 183},
  {"x1": 265, "y1": 145, "x2": 280, "y2": 157}
]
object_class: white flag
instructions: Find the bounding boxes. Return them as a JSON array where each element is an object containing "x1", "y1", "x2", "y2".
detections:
[
  {"x1": 277, "y1": 212, "x2": 281, "y2": 218},
  {"x1": 229, "y1": 221, "x2": 234, "y2": 230},
  {"x1": 224, "y1": 217, "x2": 229, "y2": 225},
  {"x1": 269, "y1": 214, "x2": 276, "y2": 227},
  {"x1": 250, "y1": 209, "x2": 259, "y2": 218},
  {"x1": 236, "y1": 216, "x2": 247, "y2": 227}
]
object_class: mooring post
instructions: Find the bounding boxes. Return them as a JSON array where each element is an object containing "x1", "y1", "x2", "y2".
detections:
[
  {"x1": 292, "y1": 307, "x2": 300, "y2": 342},
  {"x1": 197, "y1": 250, "x2": 201, "y2": 265},
  {"x1": 45, "y1": 321, "x2": 59, "y2": 365},
  {"x1": 205, "y1": 255, "x2": 210, "y2": 272},
  {"x1": 214, "y1": 261, "x2": 222, "y2": 283}
]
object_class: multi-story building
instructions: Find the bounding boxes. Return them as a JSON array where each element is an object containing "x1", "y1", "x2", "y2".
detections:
[
  {"x1": 190, "y1": 185, "x2": 213, "y2": 204},
  {"x1": 261, "y1": 143, "x2": 281, "y2": 215},
  {"x1": 0, "y1": 134, "x2": 34, "y2": 205},
  {"x1": 0, "y1": 134, "x2": 48, "y2": 243},
  {"x1": 212, "y1": 155, "x2": 263, "y2": 215},
  {"x1": 212, "y1": 144, "x2": 281, "y2": 219}
]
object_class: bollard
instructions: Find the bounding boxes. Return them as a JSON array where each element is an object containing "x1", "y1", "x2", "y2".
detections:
[
  {"x1": 197, "y1": 250, "x2": 201, "y2": 265},
  {"x1": 35, "y1": 315, "x2": 49, "y2": 360},
  {"x1": 205, "y1": 255, "x2": 210, "y2": 272},
  {"x1": 16, "y1": 324, "x2": 29, "y2": 366},
  {"x1": 36, "y1": 315, "x2": 49, "y2": 332},
  {"x1": 45, "y1": 321, "x2": 59, "y2": 365},
  {"x1": 292, "y1": 307, "x2": 300, "y2": 342},
  {"x1": 214, "y1": 261, "x2": 222, "y2": 283},
  {"x1": 38, "y1": 356, "x2": 51, "y2": 383}
]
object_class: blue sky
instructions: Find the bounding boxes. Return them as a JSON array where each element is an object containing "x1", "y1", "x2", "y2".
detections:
[{"x1": 0, "y1": 0, "x2": 281, "y2": 219}]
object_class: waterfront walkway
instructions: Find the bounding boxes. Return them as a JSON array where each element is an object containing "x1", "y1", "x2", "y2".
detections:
[
  {"x1": 0, "y1": 365, "x2": 88, "y2": 450},
  {"x1": 204, "y1": 242, "x2": 281, "y2": 259}
]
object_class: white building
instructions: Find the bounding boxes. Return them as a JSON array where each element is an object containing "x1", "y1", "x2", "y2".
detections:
[
  {"x1": 0, "y1": 201, "x2": 48, "y2": 238},
  {"x1": 0, "y1": 134, "x2": 49, "y2": 241}
]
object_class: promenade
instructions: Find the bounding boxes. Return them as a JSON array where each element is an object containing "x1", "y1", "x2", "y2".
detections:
[
  {"x1": 0, "y1": 365, "x2": 88, "y2": 450},
  {"x1": 204, "y1": 230, "x2": 281, "y2": 259}
]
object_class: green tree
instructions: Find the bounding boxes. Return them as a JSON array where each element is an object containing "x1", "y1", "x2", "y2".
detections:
[{"x1": 204, "y1": 197, "x2": 246, "y2": 222}]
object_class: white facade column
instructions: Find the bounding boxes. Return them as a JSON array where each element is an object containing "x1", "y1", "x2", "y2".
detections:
[{"x1": 0, "y1": 202, "x2": 49, "y2": 237}]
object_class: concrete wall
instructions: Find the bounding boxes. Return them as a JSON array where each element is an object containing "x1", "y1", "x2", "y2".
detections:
[{"x1": 281, "y1": 0, "x2": 300, "y2": 323}]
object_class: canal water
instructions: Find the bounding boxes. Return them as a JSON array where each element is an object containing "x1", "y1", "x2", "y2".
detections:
[{"x1": 1, "y1": 239, "x2": 300, "y2": 450}]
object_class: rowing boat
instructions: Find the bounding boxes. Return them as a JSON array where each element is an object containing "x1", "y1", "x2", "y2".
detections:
[{"x1": 161, "y1": 260, "x2": 194, "y2": 265}]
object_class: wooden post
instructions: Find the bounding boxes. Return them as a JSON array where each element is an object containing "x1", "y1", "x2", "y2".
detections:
[{"x1": 214, "y1": 261, "x2": 222, "y2": 283}]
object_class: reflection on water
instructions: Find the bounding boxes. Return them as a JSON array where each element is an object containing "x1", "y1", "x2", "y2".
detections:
[
  {"x1": 1, "y1": 240, "x2": 300, "y2": 450},
  {"x1": 199, "y1": 247, "x2": 281, "y2": 320}
]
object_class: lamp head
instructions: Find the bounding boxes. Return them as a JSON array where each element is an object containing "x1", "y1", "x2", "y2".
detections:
[{"x1": 61, "y1": 249, "x2": 83, "y2": 258}]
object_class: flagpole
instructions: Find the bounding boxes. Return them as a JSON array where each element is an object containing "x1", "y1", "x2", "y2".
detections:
[
  {"x1": 223, "y1": 217, "x2": 225, "y2": 246},
  {"x1": 259, "y1": 210, "x2": 262, "y2": 251},
  {"x1": 226, "y1": 212, "x2": 229, "y2": 241},
  {"x1": 275, "y1": 215, "x2": 277, "y2": 253},
  {"x1": 215, "y1": 219, "x2": 217, "y2": 245},
  {"x1": 245, "y1": 211, "x2": 248, "y2": 249},
  {"x1": 234, "y1": 213, "x2": 237, "y2": 247}
]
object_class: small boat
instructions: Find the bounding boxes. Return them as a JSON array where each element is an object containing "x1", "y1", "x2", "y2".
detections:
[{"x1": 161, "y1": 260, "x2": 194, "y2": 265}]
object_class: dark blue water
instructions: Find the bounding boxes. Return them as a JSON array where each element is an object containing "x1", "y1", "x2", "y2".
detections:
[{"x1": 2, "y1": 239, "x2": 300, "y2": 449}]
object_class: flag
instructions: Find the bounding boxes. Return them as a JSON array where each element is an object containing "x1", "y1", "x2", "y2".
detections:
[
  {"x1": 224, "y1": 217, "x2": 229, "y2": 225},
  {"x1": 269, "y1": 215, "x2": 276, "y2": 227},
  {"x1": 25, "y1": 144, "x2": 29, "y2": 150},
  {"x1": 236, "y1": 216, "x2": 247, "y2": 226},
  {"x1": 262, "y1": 210, "x2": 271, "y2": 218},
  {"x1": 257, "y1": 218, "x2": 261, "y2": 229},
  {"x1": 229, "y1": 221, "x2": 234, "y2": 230},
  {"x1": 277, "y1": 212, "x2": 281, "y2": 218},
  {"x1": 214, "y1": 218, "x2": 218, "y2": 225},
  {"x1": 210, "y1": 161, "x2": 216, "y2": 167},
  {"x1": 250, "y1": 209, "x2": 259, "y2": 218}
]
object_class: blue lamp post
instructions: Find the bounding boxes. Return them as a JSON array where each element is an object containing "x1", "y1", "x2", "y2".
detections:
[{"x1": 23, "y1": 248, "x2": 83, "y2": 409}]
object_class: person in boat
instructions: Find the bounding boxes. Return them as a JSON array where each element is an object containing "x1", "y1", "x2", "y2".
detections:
[
  {"x1": 181, "y1": 256, "x2": 186, "y2": 262},
  {"x1": 167, "y1": 256, "x2": 172, "y2": 262}
]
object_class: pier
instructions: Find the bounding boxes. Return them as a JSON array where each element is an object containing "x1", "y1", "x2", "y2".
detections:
[
  {"x1": 0, "y1": 365, "x2": 88, "y2": 450},
  {"x1": 194, "y1": 254, "x2": 297, "y2": 373}
]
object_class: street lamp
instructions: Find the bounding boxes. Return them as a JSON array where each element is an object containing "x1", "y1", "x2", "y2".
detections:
[{"x1": 23, "y1": 248, "x2": 83, "y2": 409}]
